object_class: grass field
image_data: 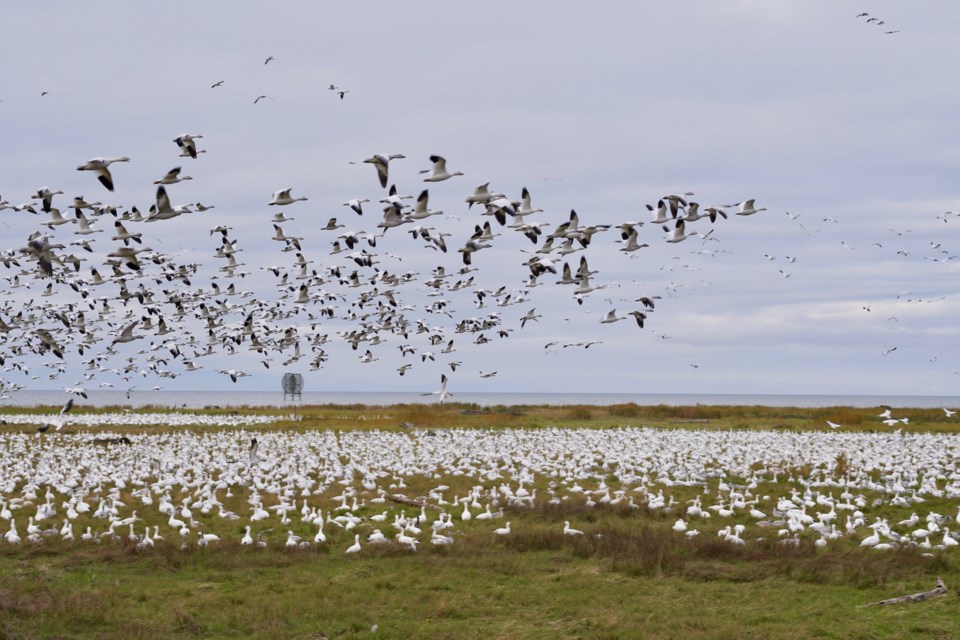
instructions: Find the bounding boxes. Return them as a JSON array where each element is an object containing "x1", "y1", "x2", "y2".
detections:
[{"x1": 1, "y1": 402, "x2": 958, "y2": 639}]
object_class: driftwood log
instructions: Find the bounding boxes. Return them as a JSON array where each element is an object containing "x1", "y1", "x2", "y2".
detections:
[
  {"x1": 386, "y1": 494, "x2": 428, "y2": 509},
  {"x1": 864, "y1": 577, "x2": 947, "y2": 606}
]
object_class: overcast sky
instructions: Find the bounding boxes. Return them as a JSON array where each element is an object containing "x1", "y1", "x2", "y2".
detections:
[{"x1": 1, "y1": 2, "x2": 958, "y2": 396}]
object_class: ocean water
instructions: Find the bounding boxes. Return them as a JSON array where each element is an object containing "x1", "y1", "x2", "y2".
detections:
[{"x1": 0, "y1": 390, "x2": 957, "y2": 410}]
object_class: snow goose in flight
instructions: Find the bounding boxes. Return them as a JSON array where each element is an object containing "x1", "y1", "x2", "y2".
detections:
[
  {"x1": 76, "y1": 156, "x2": 130, "y2": 192},
  {"x1": 408, "y1": 190, "x2": 442, "y2": 220},
  {"x1": 217, "y1": 368, "x2": 249, "y2": 383},
  {"x1": 600, "y1": 310, "x2": 626, "y2": 324},
  {"x1": 646, "y1": 200, "x2": 672, "y2": 224},
  {"x1": 31, "y1": 187, "x2": 63, "y2": 213},
  {"x1": 420, "y1": 374, "x2": 452, "y2": 403},
  {"x1": 269, "y1": 188, "x2": 307, "y2": 206},
  {"x1": 146, "y1": 186, "x2": 191, "y2": 221},
  {"x1": 377, "y1": 204, "x2": 412, "y2": 231},
  {"x1": 107, "y1": 246, "x2": 151, "y2": 271},
  {"x1": 37, "y1": 397, "x2": 74, "y2": 433},
  {"x1": 520, "y1": 308, "x2": 541, "y2": 328},
  {"x1": 664, "y1": 219, "x2": 694, "y2": 243},
  {"x1": 363, "y1": 154, "x2": 405, "y2": 188},
  {"x1": 726, "y1": 198, "x2": 767, "y2": 216},
  {"x1": 458, "y1": 239, "x2": 491, "y2": 265},
  {"x1": 465, "y1": 183, "x2": 503, "y2": 209},
  {"x1": 618, "y1": 227, "x2": 648, "y2": 252},
  {"x1": 110, "y1": 321, "x2": 142, "y2": 348},
  {"x1": 703, "y1": 206, "x2": 728, "y2": 223},
  {"x1": 513, "y1": 187, "x2": 543, "y2": 220},
  {"x1": 627, "y1": 311, "x2": 647, "y2": 328},
  {"x1": 154, "y1": 167, "x2": 193, "y2": 185},
  {"x1": 42, "y1": 208, "x2": 70, "y2": 229},
  {"x1": 420, "y1": 155, "x2": 464, "y2": 182},
  {"x1": 173, "y1": 134, "x2": 203, "y2": 159},
  {"x1": 23, "y1": 234, "x2": 58, "y2": 277},
  {"x1": 343, "y1": 198, "x2": 369, "y2": 216},
  {"x1": 72, "y1": 211, "x2": 102, "y2": 235}
]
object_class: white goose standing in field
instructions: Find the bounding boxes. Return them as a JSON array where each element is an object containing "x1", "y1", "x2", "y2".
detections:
[
  {"x1": 269, "y1": 188, "x2": 308, "y2": 206},
  {"x1": 4, "y1": 520, "x2": 20, "y2": 545},
  {"x1": 345, "y1": 534, "x2": 361, "y2": 554},
  {"x1": 76, "y1": 156, "x2": 130, "y2": 192},
  {"x1": 420, "y1": 155, "x2": 464, "y2": 182},
  {"x1": 563, "y1": 521, "x2": 584, "y2": 536}
]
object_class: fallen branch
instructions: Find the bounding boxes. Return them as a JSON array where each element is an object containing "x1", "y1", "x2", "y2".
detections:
[
  {"x1": 387, "y1": 494, "x2": 428, "y2": 509},
  {"x1": 864, "y1": 577, "x2": 947, "y2": 606}
]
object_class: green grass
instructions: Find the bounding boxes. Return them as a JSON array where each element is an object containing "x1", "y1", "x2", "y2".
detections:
[{"x1": 1, "y1": 537, "x2": 958, "y2": 639}]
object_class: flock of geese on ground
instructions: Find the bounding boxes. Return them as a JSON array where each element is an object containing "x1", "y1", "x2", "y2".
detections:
[
  {"x1": 1, "y1": 422, "x2": 959, "y2": 552},
  {"x1": 0, "y1": 129, "x2": 767, "y2": 399}
]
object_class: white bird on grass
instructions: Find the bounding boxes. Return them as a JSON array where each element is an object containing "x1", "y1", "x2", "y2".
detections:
[
  {"x1": 345, "y1": 534, "x2": 361, "y2": 554},
  {"x1": 563, "y1": 521, "x2": 584, "y2": 536}
]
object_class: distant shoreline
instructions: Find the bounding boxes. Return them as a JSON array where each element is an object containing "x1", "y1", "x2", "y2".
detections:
[{"x1": 1, "y1": 389, "x2": 958, "y2": 410}]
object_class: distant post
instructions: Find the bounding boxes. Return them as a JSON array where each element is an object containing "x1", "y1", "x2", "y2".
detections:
[
  {"x1": 282, "y1": 373, "x2": 303, "y2": 422},
  {"x1": 282, "y1": 373, "x2": 303, "y2": 400}
]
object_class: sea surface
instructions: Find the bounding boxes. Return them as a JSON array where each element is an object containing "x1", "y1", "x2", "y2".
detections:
[{"x1": 0, "y1": 390, "x2": 957, "y2": 410}]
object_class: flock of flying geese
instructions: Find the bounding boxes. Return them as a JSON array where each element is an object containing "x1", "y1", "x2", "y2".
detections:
[
  {"x1": 0, "y1": 123, "x2": 766, "y2": 400},
  {"x1": 856, "y1": 12, "x2": 899, "y2": 35}
]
